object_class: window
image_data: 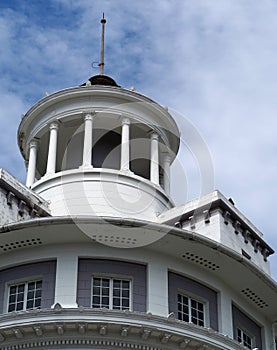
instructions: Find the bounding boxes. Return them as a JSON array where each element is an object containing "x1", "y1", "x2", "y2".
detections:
[
  {"x1": 232, "y1": 304, "x2": 261, "y2": 349},
  {"x1": 237, "y1": 328, "x2": 252, "y2": 349},
  {"x1": 91, "y1": 276, "x2": 131, "y2": 310},
  {"x1": 8, "y1": 280, "x2": 42, "y2": 312},
  {"x1": 178, "y1": 293, "x2": 205, "y2": 326}
]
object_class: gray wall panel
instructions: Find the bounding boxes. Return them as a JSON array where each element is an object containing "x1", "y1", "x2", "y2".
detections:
[
  {"x1": 168, "y1": 271, "x2": 218, "y2": 331},
  {"x1": 232, "y1": 304, "x2": 262, "y2": 349},
  {"x1": 0, "y1": 261, "x2": 56, "y2": 313},
  {"x1": 77, "y1": 259, "x2": 146, "y2": 312}
]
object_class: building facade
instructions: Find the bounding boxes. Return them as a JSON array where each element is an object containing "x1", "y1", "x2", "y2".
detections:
[{"x1": 0, "y1": 55, "x2": 276, "y2": 349}]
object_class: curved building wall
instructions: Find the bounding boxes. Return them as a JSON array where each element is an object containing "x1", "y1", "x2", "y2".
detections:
[{"x1": 0, "y1": 229, "x2": 275, "y2": 349}]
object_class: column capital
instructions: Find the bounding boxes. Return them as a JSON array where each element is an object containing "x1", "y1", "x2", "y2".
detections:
[
  {"x1": 29, "y1": 139, "x2": 39, "y2": 149},
  {"x1": 49, "y1": 121, "x2": 59, "y2": 130},
  {"x1": 121, "y1": 117, "x2": 130, "y2": 126},
  {"x1": 83, "y1": 111, "x2": 95, "y2": 121},
  {"x1": 149, "y1": 131, "x2": 159, "y2": 141}
]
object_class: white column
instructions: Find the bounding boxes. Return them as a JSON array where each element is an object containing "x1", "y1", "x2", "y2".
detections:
[
  {"x1": 26, "y1": 139, "x2": 39, "y2": 188},
  {"x1": 46, "y1": 121, "x2": 59, "y2": 175},
  {"x1": 82, "y1": 113, "x2": 94, "y2": 168},
  {"x1": 150, "y1": 132, "x2": 159, "y2": 185},
  {"x1": 120, "y1": 117, "x2": 130, "y2": 171},
  {"x1": 147, "y1": 260, "x2": 168, "y2": 316},
  {"x1": 163, "y1": 153, "x2": 171, "y2": 195},
  {"x1": 53, "y1": 253, "x2": 78, "y2": 308},
  {"x1": 218, "y1": 290, "x2": 233, "y2": 337}
]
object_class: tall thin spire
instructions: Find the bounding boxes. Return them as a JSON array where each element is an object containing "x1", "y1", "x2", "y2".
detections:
[{"x1": 99, "y1": 13, "x2": 106, "y2": 75}]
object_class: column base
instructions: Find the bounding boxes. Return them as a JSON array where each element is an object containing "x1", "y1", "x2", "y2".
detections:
[
  {"x1": 79, "y1": 165, "x2": 94, "y2": 170},
  {"x1": 51, "y1": 302, "x2": 79, "y2": 309},
  {"x1": 119, "y1": 168, "x2": 134, "y2": 175},
  {"x1": 41, "y1": 172, "x2": 55, "y2": 180}
]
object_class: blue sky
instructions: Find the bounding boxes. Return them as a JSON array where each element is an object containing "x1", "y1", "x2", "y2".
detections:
[{"x1": 0, "y1": 0, "x2": 277, "y2": 279}]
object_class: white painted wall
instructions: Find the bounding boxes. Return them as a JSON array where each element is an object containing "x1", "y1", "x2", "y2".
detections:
[{"x1": 33, "y1": 169, "x2": 173, "y2": 220}]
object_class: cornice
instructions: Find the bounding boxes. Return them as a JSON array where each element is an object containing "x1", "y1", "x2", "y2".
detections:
[
  {"x1": 0, "y1": 216, "x2": 276, "y2": 295},
  {"x1": 0, "y1": 308, "x2": 244, "y2": 350}
]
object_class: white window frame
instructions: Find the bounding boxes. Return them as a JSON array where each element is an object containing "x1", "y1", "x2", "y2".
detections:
[
  {"x1": 177, "y1": 290, "x2": 209, "y2": 327},
  {"x1": 91, "y1": 274, "x2": 132, "y2": 311},
  {"x1": 236, "y1": 327, "x2": 254, "y2": 349},
  {"x1": 6, "y1": 278, "x2": 42, "y2": 313}
]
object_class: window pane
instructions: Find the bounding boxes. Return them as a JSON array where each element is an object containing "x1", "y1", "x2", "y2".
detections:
[
  {"x1": 191, "y1": 307, "x2": 197, "y2": 318},
  {"x1": 18, "y1": 284, "x2": 25, "y2": 293},
  {"x1": 183, "y1": 305, "x2": 189, "y2": 315},
  {"x1": 16, "y1": 302, "x2": 24, "y2": 311},
  {"x1": 28, "y1": 282, "x2": 35, "y2": 291},
  {"x1": 122, "y1": 281, "x2": 129, "y2": 289},
  {"x1": 102, "y1": 297, "x2": 109, "y2": 307},
  {"x1": 93, "y1": 286, "x2": 100, "y2": 295},
  {"x1": 198, "y1": 319, "x2": 204, "y2": 327},
  {"x1": 17, "y1": 292, "x2": 24, "y2": 302},
  {"x1": 102, "y1": 279, "x2": 109, "y2": 287},
  {"x1": 122, "y1": 299, "x2": 129, "y2": 307},
  {"x1": 27, "y1": 290, "x2": 35, "y2": 299},
  {"x1": 237, "y1": 328, "x2": 242, "y2": 342},
  {"x1": 113, "y1": 298, "x2": 120, "y2": 306},
  {"x1": 34, "y1": 299, "x2": 41, "y2": 308},
  {"x1": 122, "y1": 289, "x2": 129, "y2": 298},
  {"x1": 102, "y1": 287, "x2": 109, "y2": 296},
  {"x1": 9, "y1": 294, "x2": 16, "y2": 303},
  {"x1": 8, "y1": 304, "x2": 16, "y2": 312},
  {"x1": 35, "y1": 289, "x2": 41, "y2": 298},
  {"x1": 113, "y1": 280, "x2": 121, "y2": 288},
  {"x1": 94, "y1": 278, "x2": 101, "y2": 286},
  {"x1": 93, "y1": 296, "x2": 100, "y2": 304},
  {"x1": 10, "y1": 286, "x2": 17, "y2": 294},
  {"x1": 113, "y1": 289, "x2": 120, "y2": 297},
  {"x1": 26, "y1": 300, "x2": 34, "y2": 309}
]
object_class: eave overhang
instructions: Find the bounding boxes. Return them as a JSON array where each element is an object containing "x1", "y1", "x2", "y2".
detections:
[{"x1": 0, "y1": 216, "x2": 276, "y2": 320}]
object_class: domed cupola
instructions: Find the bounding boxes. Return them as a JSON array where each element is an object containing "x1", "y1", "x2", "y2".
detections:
[
  {"x1": 81, "y1": 74, "x2": 120, "y2": 87},
  {"x1": 18, "y1": 16, "x2": 180, "y2": 220}
]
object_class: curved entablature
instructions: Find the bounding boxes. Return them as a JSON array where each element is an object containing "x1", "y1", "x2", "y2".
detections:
[
  {"x1": 0, "y1": 308, "x2": 247, "y2": 350},
  {"x1": 18, "y1": 85, "x2": 179, "y2": 158}
]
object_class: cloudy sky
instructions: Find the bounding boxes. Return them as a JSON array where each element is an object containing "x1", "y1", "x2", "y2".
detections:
[{"x1": 0, "y1": 0, "x2": 277, "y2": 279}]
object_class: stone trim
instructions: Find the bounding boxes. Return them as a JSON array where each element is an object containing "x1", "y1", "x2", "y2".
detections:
[
  {"x1": 172, "y1": 198, "x2": 274, "y2": 260},
  {"x1": 0, "y1": 169, "x2": 50, "y2": 219},
  {"x1": 220, "y1": 208, "x2": 272, "y2": 261}
]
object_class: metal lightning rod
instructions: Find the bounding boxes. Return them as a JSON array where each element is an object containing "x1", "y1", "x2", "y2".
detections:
[{"x1": 99, "y1": 13, "x2": 106, "y2": 75}]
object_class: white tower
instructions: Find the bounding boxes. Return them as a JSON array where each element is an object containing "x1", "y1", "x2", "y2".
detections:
[
  {"x1": 0, "y1": 16, "x2": 276, "y2": 350},
  {"x1": 19, "y1": 73, "x2": 179, "y2": 221}
]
